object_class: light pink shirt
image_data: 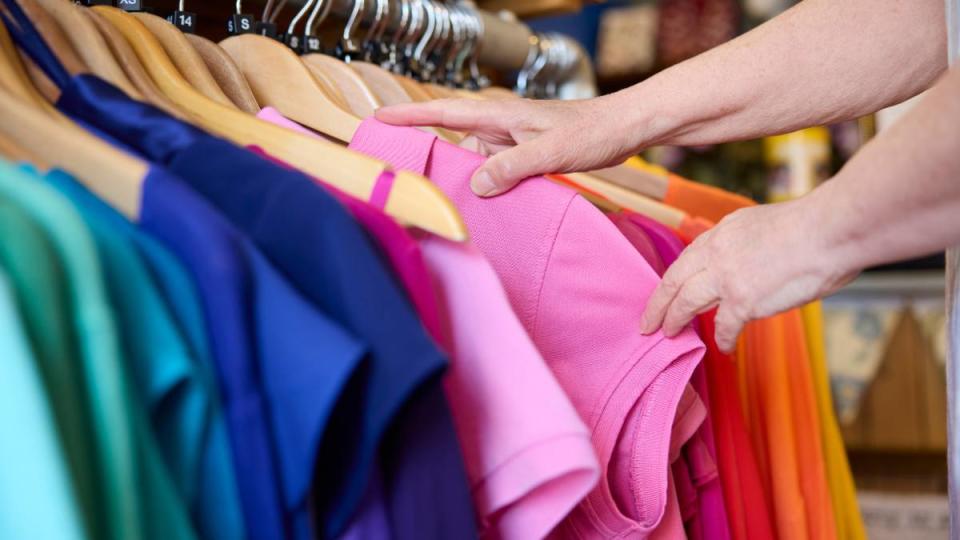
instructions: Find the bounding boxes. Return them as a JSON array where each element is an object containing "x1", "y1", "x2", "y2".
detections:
[
  {"x1": 349, "y1": 118, "x2": 705, "y2": 539},
  {"x1": 421, "y1": 237, "x2": 598, "y2": 540}
]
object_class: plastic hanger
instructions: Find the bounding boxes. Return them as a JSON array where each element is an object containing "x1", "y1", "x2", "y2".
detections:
[
  {"x1": 130, "y1": 11, "x2": 237, "y2": 109},
  {"x1": 83, "y1": 9, "x2": 185, "y2": 118},
  {"x1": 92, "y1": 6, "x2": 466, "y2": 240},
  {"x1": 30, "y1": 0, "x2": 141, "y2": 98},
  {"x1": 300, "y1": 0, "x2": 381, "y2": 117},
  {"x1": 185, "y1": 33, "x2": 261, "y2": 114}
]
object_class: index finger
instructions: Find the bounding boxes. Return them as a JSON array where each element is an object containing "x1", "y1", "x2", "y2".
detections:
[
  {"x1": 640, "y1": 245, "x2": 708, "y2": 334},
  {"x1": 375, "y1": 99, "x2": 506, "y2": 131}
]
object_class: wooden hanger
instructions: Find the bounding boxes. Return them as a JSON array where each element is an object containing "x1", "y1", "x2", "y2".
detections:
[
  {"x1": 29, "y1": 0, "x2": 141, "y2": 98},
  {"x1": 302, "y1": 54, "x2": 380, "y2": 117},
  {"x1": 83, "y1": 9, "x2": 185, "y2": 118},
  {"x1": 131, "y1": 12, "x2": 237, "y2": 109},
  {"x1": 262, "y1": 0, "x2": 354, "y2": 112},
  {"x1": 0, "y1": 30, "x2": 146, "y2": 217},
  {"x1": 350, "y1": 61, "x2": 413, "y2": 105},
  {"x1": 13, "y1": 0, "x2": 86, "y2": 75},
  {"x1": 0, "y1": 86, "x2": 147, "y2": 217},
  {"x1": 0, "y1": 130, "x2": 48, "y2": 168},
  {"x1": 589, "y1": 162, "x2": 670, "y2": 200},
  {"x1": 92, "y1": 6, "x2": 466, "y2": 241},
  {"x1": 0, "y1": 16, "x2": 57, "y2": 114},
  {"x1": 479, "y1": 86, "x2": 519, "y2": 100},
  {"x1": 218, "y1": 33, "x2": 360, "y2": 142},
  {"x1": 185, "y1": 33, "x2": 260, "y2": 114},
  {"x1": 558, "y1": 172, "x2": 686, "y2": 228}
]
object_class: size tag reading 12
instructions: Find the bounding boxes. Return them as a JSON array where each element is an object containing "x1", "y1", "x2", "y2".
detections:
[
  {"x1": 227, "y1": 14, "x2": 255, "y2": 35},
  {"x1": 301, "y1": 35, "x2": 322, "y2": 54},
  {"x1": 167, "y1": 11, "x2": 197, "y2": 33},
  {"x1": 116, "y1": 0, "x2": 141, "y2": 11}
]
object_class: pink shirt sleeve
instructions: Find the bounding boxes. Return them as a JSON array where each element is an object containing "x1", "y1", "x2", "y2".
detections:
[{"x1": 420, "y1": 237, "x2": 598, "y2": 540}]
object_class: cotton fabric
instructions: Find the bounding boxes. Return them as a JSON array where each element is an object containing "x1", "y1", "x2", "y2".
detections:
[{"x1": 349, "y1": 118, "x2": 705, "y2": 539}]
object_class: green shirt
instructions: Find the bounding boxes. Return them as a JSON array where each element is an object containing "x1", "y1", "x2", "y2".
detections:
[
  {"x1": 0, "y1": 161, "x2": 193, "y2": 540},
  {"x1": 44, "y1": 168, "x2": 240, "y2": 540},
  {"x1": 0, "y1": 267, "x2": 86, "y2": 540}
]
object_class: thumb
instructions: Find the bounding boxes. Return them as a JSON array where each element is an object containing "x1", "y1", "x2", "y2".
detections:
[{"x1": 470, "y1": 134, "x2": 564, "y2": 197}]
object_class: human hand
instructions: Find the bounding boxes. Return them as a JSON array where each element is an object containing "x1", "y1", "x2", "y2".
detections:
[
  {"x1": 374, "y1": 95, "x2": 642, "y2": 197},
  {"x1": 639, "y1": 196, "x2": 859, "y2": 351}
]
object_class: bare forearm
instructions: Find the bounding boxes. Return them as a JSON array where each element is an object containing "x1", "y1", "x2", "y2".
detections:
[
  {"x1": 612, "y1": 0, "x2": 947, "y2": 148},
  {"x1": 812, "y1": 64, "x2": 960, "y2": 274}
]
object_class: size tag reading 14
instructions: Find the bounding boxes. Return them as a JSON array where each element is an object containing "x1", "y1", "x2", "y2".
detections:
[
  {"x1": 227, "y1": 14, "x2": 255, "y2": 35},
  {"x1": 167, "y1": 11, "x2": 197, "y2": 33}
]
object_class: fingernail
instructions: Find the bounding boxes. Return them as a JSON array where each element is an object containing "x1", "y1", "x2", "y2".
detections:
[
  {"x1": 639, "y1": 315, "x2": 653, "y2": 334},
  {"x1": 471, "y1": 171, "x2": 498, "y2": 197}
]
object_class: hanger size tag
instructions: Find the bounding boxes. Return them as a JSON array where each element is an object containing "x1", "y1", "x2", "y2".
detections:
[
  {"x1": 116, "y1": 0, "x2": 141, "y2": 11},
  {"x1": 75, "y1": 0, "x2": 114, "y2": 5},
  {"x1": 255, "y1": 21, "x2": 278, "y2": 40},
  {"x1": 301, "y1": 35, "x2": 322, "y2": 55},
  {"x1": 227, "y1": 13, "x2": 255, "y2": 35},
  {"x1": 284, "y1": 33, "x2": 302, "y2": 52},
  {"x1": 166, "y1": 11, "x2": 196, "y2": 33}
]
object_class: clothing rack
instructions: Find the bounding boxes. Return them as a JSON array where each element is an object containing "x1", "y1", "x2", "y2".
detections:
[{"x1": 282, "y1": 0, "x2": 596, "y2": 95}]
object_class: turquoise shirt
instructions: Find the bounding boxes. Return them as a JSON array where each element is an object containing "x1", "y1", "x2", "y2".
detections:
[
  {"x1": 44, "y1": 169, "x2": 244, "y2": 540},
  {"x1": 0, "y1": 162, "x2": 193, "y2": 540},
  {"x1": 0, "y1": 267, "x2": 87, "y2": 540}
]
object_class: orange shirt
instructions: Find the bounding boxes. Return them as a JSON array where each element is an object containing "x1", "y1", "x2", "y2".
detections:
[
  {"x1": 784, "y1": 310, "x2": 838, "y2": 540},
  {"x1": 663, "y1": 174, "x2": 757, "y2": 224}
]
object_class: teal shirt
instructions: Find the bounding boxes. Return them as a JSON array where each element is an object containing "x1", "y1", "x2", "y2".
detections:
[
  {"x1": 44, "y1": 169, "x2": 245, "y2": 540},
  {"x1": 0, "y1": 267, "x2": 87, "y2": 540},
  {"x1": 0, "y1": 162, "x2": 193, "y2": 540}
]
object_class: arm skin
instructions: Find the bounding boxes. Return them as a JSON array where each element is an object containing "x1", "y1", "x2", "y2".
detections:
[
  {"x1": 376, "y1": 0, "x2": 958, "y2": 348},
  {"x1": 640, "y1": 64, "x2": 960, "y2": 351},
  {"x1": 376, "y1": 0, "x2": 947, "y2": 196}
]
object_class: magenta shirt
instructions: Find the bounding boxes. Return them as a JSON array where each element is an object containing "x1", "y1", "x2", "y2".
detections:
[{"x1": 349, "y1": 118, "x2": 705, "y2": 539}]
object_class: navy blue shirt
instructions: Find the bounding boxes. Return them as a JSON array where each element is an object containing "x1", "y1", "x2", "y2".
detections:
[{"x1": 57, "y1": 75, "x2": 477, "y2": 540}]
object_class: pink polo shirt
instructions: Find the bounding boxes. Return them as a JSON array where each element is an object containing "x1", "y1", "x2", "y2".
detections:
[
  {"x1": 256, "y1": 109, "x2": 599, "y2": 539},
  {"x1": 350, "y1": 118, "x2": 705, "y2": 539}
]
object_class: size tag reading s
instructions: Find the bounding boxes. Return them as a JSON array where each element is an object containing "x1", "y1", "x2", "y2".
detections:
[
  {"x1": 116, "y1": 0, "x2": 141, "y2": 11},
  {"x1": 227, "y1": 13, "x2": 255, "y2": 35},
  {"x1": 255, "y1": 21, "x2": 278, "y2": 40},
  {"x1": 166, "y1": 11, "x2": 196, "y2": 33},
  {"x1": 284, "y1": 33, "x2": 302, "y2": 53}
]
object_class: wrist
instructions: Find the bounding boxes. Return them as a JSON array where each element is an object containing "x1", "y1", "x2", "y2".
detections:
[{"x1": 800, "y1": 178, "x2": 870, "y2": 283}]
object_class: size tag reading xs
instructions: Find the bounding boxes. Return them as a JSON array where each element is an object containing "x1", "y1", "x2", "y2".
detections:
[
  {"x1": 166, "y1": 11, "x2": 196, "y2": 33},
  {"x1": 227, "y1": 13, "x2": 255, "y2": 35},
  {"x1": 116, "y1": 0, "x2": 141, "y2": 11}
]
